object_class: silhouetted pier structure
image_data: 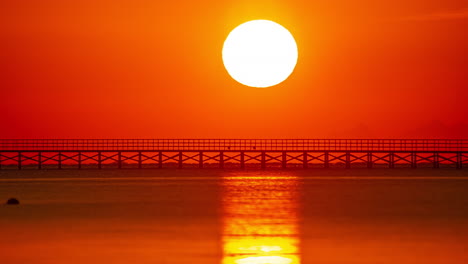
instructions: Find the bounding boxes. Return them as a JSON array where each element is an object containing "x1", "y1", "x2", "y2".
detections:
[{"x1": 0, "y1": 139, "x2": 467, "y2": 170}]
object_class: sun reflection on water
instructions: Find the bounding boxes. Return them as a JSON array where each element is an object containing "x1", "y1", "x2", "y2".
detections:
[{"x1": 222, "y1": 176, "x2": 301, "y2": 264}]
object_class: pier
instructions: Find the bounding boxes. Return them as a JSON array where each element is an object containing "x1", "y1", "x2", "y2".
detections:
[{"x1": 0, "y1": 139, "x2": 467, "y2": 169}]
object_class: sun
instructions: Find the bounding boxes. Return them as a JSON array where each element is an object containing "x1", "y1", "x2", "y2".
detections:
[{"x1": 222, "y1": 20, "x2": 298, "y2": 88}]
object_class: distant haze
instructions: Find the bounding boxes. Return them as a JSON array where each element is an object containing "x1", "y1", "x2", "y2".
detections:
[{"x1": 1, "y1": 1, "x2": 467, "y2": 138}]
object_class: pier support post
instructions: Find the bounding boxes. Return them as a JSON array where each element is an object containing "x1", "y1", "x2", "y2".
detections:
[
  {"x1": 411, "y1": 152, "x2": 417, "y2": 169},
  {"x1": 178, "y1": 151, "x2": 183, "y2": 169},
  {"x1": 457, "y1": 152, "x2": 462, "y2": 170},
  {"x1": 324, "y1": 152, "x2": 329, "y2": 169},
  {"x1": 98, "y1": 152, "x2": 102, "y2": 169},
  {"x1": 78, "y1": 152, "x2": 82, "y2": 169},
  {"x1": 345, "y1": 152, "x2": 350, "y2": 169},
  {"x1": 282, "y1": 151, "x2": 287, "y2": 169},
  {"x1": 58, "y1": 152, "x2": 62, "y2": 169},
  {"x1": 18, "y1": 152, "x2": 21, "y2": 170},
  {"x1": 220, "y1": 151, "x2": 224, "y2": 169},
  {"x1": 0, "y1": 153, "x2": 2, "y2": 170},
  {"x1": 261, "y1": 151, "x2": 266, "y2": 170},
  {"x1": 389, "y1": 152, "x2": 394, "y2": 169},
  {"x1": 138, "y1": 152, "x2": 142, "y2": 169},
  {"x1": 240, "y1": 152, "x2": 245, "y2": 169},
  {"x1": 303, "y1": 151, "x2": 308, "y2": 169},
  {"x1": 199, "y1": 151, "x2": 203, "y2": 169},
  {"x1": 38, "y1": 152, "x2": 42, "y2": 170},
  {"x1": 118, "y1": 152, "x2": 122, "y2": 169},
  {"x1": 433, "y1": 152, "x2": 439, "y2": 169},
  {"x1": 158, "y1": 151, "x2": 163, "y2": 169},
  {"x1": 367, "y1": 152, "x2": 373, "y2": 169}
]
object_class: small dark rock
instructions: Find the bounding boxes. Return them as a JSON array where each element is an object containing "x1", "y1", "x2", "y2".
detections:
[{"x1": 6, "y1": 198, "x2": 20, "y2": 205}]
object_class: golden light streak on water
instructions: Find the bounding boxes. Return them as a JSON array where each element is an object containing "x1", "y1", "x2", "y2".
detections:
[{"x1": 222, "y1": 176, "x2": 301, "y2": 264}]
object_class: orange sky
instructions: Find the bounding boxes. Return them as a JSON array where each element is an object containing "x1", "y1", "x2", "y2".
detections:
[{"x1": 1, "y1": 0, "x2": 467, "y2": 138}]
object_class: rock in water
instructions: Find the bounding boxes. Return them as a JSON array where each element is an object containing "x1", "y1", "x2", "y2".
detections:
[{"x1": 6, "y1": 198, "x2": 19, "y2": 205}]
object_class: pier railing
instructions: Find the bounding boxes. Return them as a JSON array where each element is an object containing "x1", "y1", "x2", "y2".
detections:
[{"x1": 0, "y1": 139, "x2": 467, "y2": 152}]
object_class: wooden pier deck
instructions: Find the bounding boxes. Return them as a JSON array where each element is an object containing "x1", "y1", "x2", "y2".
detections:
[{"x1": 0, "y1": 139, "x2": 467, "y2": 169}]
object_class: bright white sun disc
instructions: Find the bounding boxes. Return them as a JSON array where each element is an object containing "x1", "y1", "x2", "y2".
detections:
[{"x1": 222, "y1": 20, "x2": 298, "y2": 88}]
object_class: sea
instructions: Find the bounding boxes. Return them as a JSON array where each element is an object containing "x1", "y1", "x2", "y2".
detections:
[{"x1": 1, "y1": 169, "x2": 468, "y2": 264}]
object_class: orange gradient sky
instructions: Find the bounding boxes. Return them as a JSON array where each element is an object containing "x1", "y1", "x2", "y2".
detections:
[{"x1": 1, "y1": 0, "x2": 467, "y2": 138}]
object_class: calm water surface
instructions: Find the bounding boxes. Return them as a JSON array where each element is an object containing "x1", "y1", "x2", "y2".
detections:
[{"x1": 1, "y1": 169, "x2": 468, "y2": 264}]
